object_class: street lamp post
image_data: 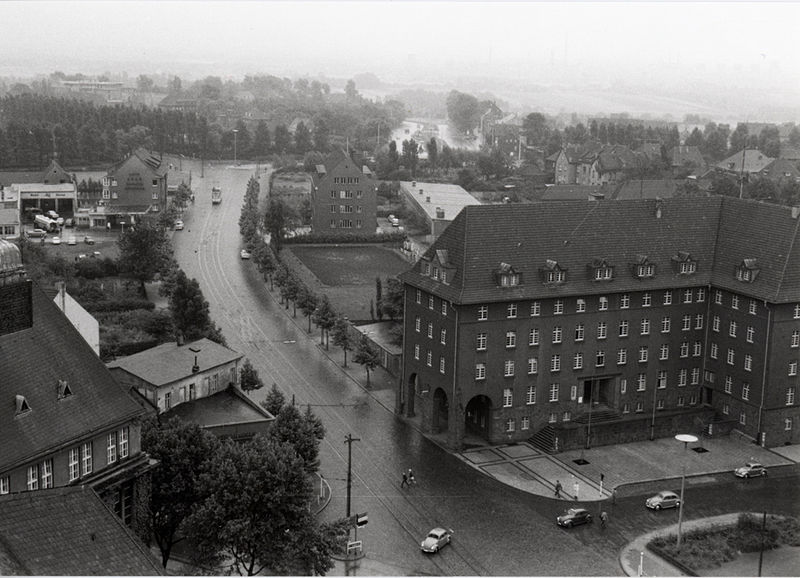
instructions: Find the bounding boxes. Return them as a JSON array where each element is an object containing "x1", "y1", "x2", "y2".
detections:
[
  {"x1": 675, "y1": 433, "x2": 698, "y2": 548},
  {"x1": 233, "y1": 129, "x2": 239, "y2": 166}
]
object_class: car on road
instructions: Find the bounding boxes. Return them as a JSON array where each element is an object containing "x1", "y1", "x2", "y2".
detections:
[
  {"x1": 240, "y1": 249, "x2": 252, "y2": 260},
  {"x1": 557, "y1": 508, "x2": 593, "y2": 528},
  {"x1": 734, "y1": 462, "x2": 767, "y2": 478},
  {"x1": 388, "y1": 214, "x2": 400, "y2": 227},
  {"x1": 51, "y1": 236, "x2": 61, "y2": 245},
  {"x1": 27, "y1": 229, "x2": 47, "y2": 238},
  {"x1": 646, "y1": 490, "x2": 680, "y2": 510},
  {"x1": 83, "y1": 236, "x2": 95, "y2": 245},
  {"x1": 174, "y1": 220, "x2": 184, "y2": 230},
  {"x1": 420, "y1": 527, "x2": 453, "y2": 553},
  {"x1": 67, "y1": 235, "x2": 77, "y2": 246}
]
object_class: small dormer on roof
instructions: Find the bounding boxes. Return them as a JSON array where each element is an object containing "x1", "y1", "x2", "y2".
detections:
[
  {"x1": 15, "y1": 394, "x2": 31, "y2": 415},
  {"x1": 540, "y1": 259, "x2": 567, "y2": 285},
  {"x1": 495, "y1": 262, "x2": 522, "y2": 287},
  {"x1": 57, "y1": 379, "x2": 73, "y2": 399},
  {"x1": 588, "y1": 258, "x2": 614, "y2": 282},
  {"x1": 671, "y1": 251, "x2": 697, "y2": 275},
  {"x1": 631, "y1": 254, "x2": 656, "y2": 279},
  {"x1": 735, "y1": 258, "x2": 760, "y2": 283},
  {"x1": 423, "y1": 249, "x2": 456, "y2": 285}
]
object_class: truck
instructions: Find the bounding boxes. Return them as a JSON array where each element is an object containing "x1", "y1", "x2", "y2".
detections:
[
  {"x1": 211, "y1": 187, "x2": 222, "y2": 205},
  {"x1": 34, "y1": 214, "x2": 59, "y2": 232}
]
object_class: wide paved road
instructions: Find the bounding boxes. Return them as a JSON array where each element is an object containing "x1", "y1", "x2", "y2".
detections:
[{"x1": 172, "y1": 162, "x2": 800, "y2": 576}]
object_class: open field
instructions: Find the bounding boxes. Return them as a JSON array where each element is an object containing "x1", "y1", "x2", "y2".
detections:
[{"x1": 283, "y1": 244, "x2": 411, "y2": 321}]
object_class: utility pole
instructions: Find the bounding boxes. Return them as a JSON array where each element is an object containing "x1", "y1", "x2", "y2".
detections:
[{"x1": 344, "y1": 433, "x2": 361, "y2": 518}]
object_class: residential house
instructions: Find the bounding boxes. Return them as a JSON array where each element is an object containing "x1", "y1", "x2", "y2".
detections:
[
  {"x1": 757, "y1": 158, "x2": 800, "y2": 184},
  {"x1": 0, "y1": 240, "x2": 155, "y2": 527},
  {"x1": 715, "y1": 148, "x2": 774, "y2": 177},
  {"x1": 397, "y1": 198, "x2": 800, "y2": 451},
  {"x1": 553, "y1": 142, "x2": 603, "y2": 185},
  {"x1": 668, "y1": 145, "x2": 706, "y2": 174},
  {"x1": 310, "y1": 150, "x2": 377, "y2": 236},
  {"x1": 587, "y1": 145, "x2": 644, "y2": 186},
  {"x1": 0, "y1": 187, "x2": 20, "y2": 239},
  {"x1": 398, "y1": 181, "x2": 482, "y2": 243},
  {"x1": 0, "y1": 486, "x2": 164, "y2": 575}
]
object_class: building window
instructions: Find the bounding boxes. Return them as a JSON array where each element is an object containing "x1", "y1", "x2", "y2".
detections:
[
  {"x1": 695, "y1": 314, "x2": 704, "y2": 330},
  {"x1": 551, "y1": 354, "x2": 561, "y2": 372},
  {"x1": 620, "y1": 378, "x2": 627, "y2": 394},
  {"x1": 622, "y1": 403, "x2": 630, "y2": 414},
  {"x1": 795, "y1": 304, "x2": 800, "y2": 319},
  {"x1": 682, "y1": 315, "x2": 691, "y2": 331},
  {"x1": 440, "y1": 329, "x2": 447, "y2": 345},
  {"x1": 526, "y1": 385, "x2": 536, "y2": 404},
  {"x1": 739, "y1": 411, "x2": 746, "y2": 425},
  {"x1": 27, "y1": 465, "x2": 39, "y2": 491},
  {"x1": 107, "y1": 431, "x2": 118, "y2": 464},
  {"x1": 683, "y1": 289, "x2": 693, "y2": 303},
  {"x1": 642, "y1": 293, "x2": 651, "y2": 307},
  {"x1": 721, "y1": 402, "x2": 728, "y2": 414},
  {"x1": 786, "y1": 418, "x2": 793, "y2": 431},
  {"x1": 575, "y1": 323, "x2": 585, "y2": 342},
  {"x1": 744, "y1": 354, "x2": 753, "y2": 372},
  {"x1": 678, "y1": 369, "x2": 687, "y2": 386},
  {"x1": 660, "y1": 344, "x2": 669, "y2": 360},
  {"x1": 41, "y1": 459, "x2": 53, "y2": 489},
  {"x1": 415, "y1": 289, "x2": 421, "y2": 304},
  {"x1": 573, "y1": 352, "x2": 583, "y2": 370},
  {"x1": 712, "y1": 316, "x2": 720, "y2": 332},
  {"x1": 691, "y1": 368, "x2": 700, "y2": 384},
  {"x1": 563, "y1": 411, "x2": 572, "y2": 422},
  {"x1": 679, "y1": 261, "x2": 697, "y2": 275},
  {"x1": 663, "y1": 291, "x2": 673, "y2": 305},
  {"x1": 658, "y1": 370, "x2": 668, "y2": 388},
  {"x1": 786, "y1": 387, "x2": 796, "y2": 405},
  {"x1": 428, "y1": 295, "x2": 435, "y2": 310},
  {"x1": 552, "y1": 326, "x2": 563, "y2": 343},
  {"x1": 476, "y1": 332, "x2": 487, "y2": 351},
  {"x1": 715, "y1": 290, "x2": 723, "y2": 304},
  {"x1": 69, "y1": 448, "x2": 80, "y2": 482},
  {"x1": 746, "y1": 326, "x2": 755, "y2": 343},
  {"x1": 549, "y1": 412, "x2": 558, "y2": 423},
  {"x1": 732, "y1": 295, "x2": 739, "y2": 310},
  {"x1": 640, "y1": 318, "x2": 650, "y2": 335},
  {"x1": 478, "y1": 305, "x2": 488, "y2": 321},
  {"x1": 531, "y1": 301, "x2": 541, "y2": 316},
  {"x1": 710, "y1": 342, "x2": 719, "y2": 359},
  {"x1": 636, "y1": 263, "x2": 655, "y2": 278},
  {"x1": 597, "y1": 322, "x2": 607, "y2": 340},
  {"x1": 439, "y1": 357, "x2": 446, "y2": 374},
  {"x1": 704, "y1": 370, "x2": 716, "y2": 384},
  {"x1": 507, "y1": 303, "x2": 518, "y2": 318},
  {"x1": 547, "y1": 269, "x2": 566, "y2": 283},
  {"x1": 792, "y1": 330, "x2": 800, "y2": 348},
  {"x1": 637, "y1": 374, "x2": 647, "y2": 391},
  {"x1": 506, "y1": 418, "x2": 515, "y2": 432},
  {"x1": 680, "y1": 341, "x2": 689, "y2": 358},
  {"x1": 529, "y1": 328, "x2": 540, "y2": 346},
  {"x1": 0, "y1": 477, "x2": 8, "y2": 495},
  {"x1": 503, "y1": 388, "x2": 513, "y2": 407},
  {"x1": 570, "y1": 384, "x2": 578, "y2": 401},
  {"x1": 415, "y1": 316, "x2": 421, "y2": 333},
  {"x1": 414, "y1": 344, "x2": 420, "y2": 360},
  {"x1": 727, "y1": 349, "x2": 736, "y2": 366},
  {"x1": 426, "y1": 350, "x2": 432, "y2": 367},
  {"x1": 549, "y1": 383, "x2": 559, "y2": 402},
  {"x1": 441, "y1": 301, "x2": 448, "y2": 316},
  {"x1": 617, "y1": 348, "x2": 627, "y2": 365},
  {"x1": 619, "y1": 320, "x2": 629, "y2": 337},
  {"x1": 724, "y1": 376, "x2": 733, "y2": 393},
  {"x1": 554, "y1": 299, "x2": 564, "y2": 315},
  {"x1": 661, "y1": 317, "x2": 671, "y2": 333},
  {"x1": 576, "y1": 298, "x2": 586, "y2": 313},
  {"x1": 504, "y1": 360, "x2": 515, "y2": 377},
  {"x1": 164, "y1": 391, "x2": 171, "y2": 410},
  {"x1": 476, "y1": 363, "x2": 486, "y2": 380},
  {"x1": 504, "y1": 330, "x2": 516, "y2": 348},
  {"x1": 790, "y1": 361, "x2": 798, "y2": 376},
  {"x1": 427, "y1": 322, "x2": 433, "y2": 339},
  {"x1": 638, "y1": 346, "x2": 648, "y2": 363},
  {"x1": 521, "y1": 416, "x2": 530, "y2": 430},
  {"x1": 620, "y1": 294, "x2": 630, "y2": 309},
  {"x1": 656, "y1": 399, "x2": 665, "y2": 410},
  {"x1": 697, "y1": 288, "x2": 706, "y2": 302},
  {"x1": 82, "y1": 442, "x2": 93, "y2": 475},
  {"x1": 599, "y1": 296, "x2": 608, "y2": 311},
  {"x1": 528, "y1": 358, "x2": 538, "y2": 374},
  {"x1": 635, "y1": 401, "x2": 644, "y2": 413},
  {"x1": 742, "y1": 382, "x2": 750, "y2": 401},
  {"x1": 596, "y1": 350, "x2": 605, "y2": 367}
]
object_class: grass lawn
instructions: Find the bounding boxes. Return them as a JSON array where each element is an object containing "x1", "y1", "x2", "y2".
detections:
[{"x1": 283, "y1": 244, "x2": 411, "y2": 321}]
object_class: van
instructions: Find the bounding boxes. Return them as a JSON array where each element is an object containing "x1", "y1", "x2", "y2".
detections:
[{"x1": 34, "y1": 214, "x2": 58, "y2": 232}]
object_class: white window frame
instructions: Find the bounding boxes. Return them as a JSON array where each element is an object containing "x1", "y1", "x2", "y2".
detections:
[
  {"x1": 506, "y1": 330, "x2": 517, "y2": 348},
  {"x1": 620, "y1": 294, "x2": 630, "y2": 309},
  {"x1": 549, "y1": 383, "x2": 559, "y2": 402},
  {"x1": 504, "y1": 360, "x2": 515, "y2": 377},
  {"x1": 575, "y1": 323, "x2": 585, "y2": 342},
  {"x1": 661, "y1": 317, "x2": 671, "y2": 333},
  {"x1": 573, "y1": 352, "x2": 583, "y2": 370},
  {"x1": 598, "y1": 296, "x2": 608, "y2": 311},
  {"x1": 531, "y1": 301, "x2": 541, "y2": 316},
  {"x1": 552, "y1": 326, "x2": 563, "y2": 344},
  {"x1": 551, "y1": 354, "x2": 561, "y2": 372},
  {"x1": 640, "y1": 318, "x2": 650, "y2": 335},
  {"x1": 69, "y1": 448, "x2": 80, "y2": 482},
  {"x1": 529, "y1": 328, "x2": 540, "y2": 346},
  {"x1": 476, "y1": 363, "x2": 486, "y2": 380},
  {"x1": 553, "y1": 299, "x2": 564, "y2": 315},
  {"x1": 617, "y1": 348, "x2": 627, "y2": 365},
  {"x1": 82, "y1": 442, "x2": 93, "y2": 475},
  {"x1": 477, "y1": 332, "x2": 487, "y2": 351},
  {"x1": 527, "y1": 357, "x2": 538, "y2": 374},
  {"x1": 597, "y1": 322, "x2": 607, "y2": 340},
  {"x1": 663, "y1": 291, "x2": 672, "y2": 305},
  {"x1": 503, "y1": 388, "x2": 513, "y2": 407},
  {"x1": 107, "y1": 431, "x2": 118, "y2": 464},
  {"x1": 526, "y1": 385, "x2": 536, "y2": 405},
  {"x1": 619, "y1": 320, "x2": 629, "y2": 337},
  {"x1": 507, "y1": 303, "x2": 518, "y2": 318},
  {"x1": 642, "y1": 293, "x2": 651, "y2": 307},
  {"x1": 478, "y1": 305, "x2": 488, "y2": 321}
]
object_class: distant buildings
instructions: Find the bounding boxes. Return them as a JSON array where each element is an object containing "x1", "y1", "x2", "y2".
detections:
[
  {"x1": 310, "y1": 150, "x2": 377, "y2": 235},
  {"x1": 398, "y1": 198, "x2": 800, "y2": 452},
  {"x1": 398, "y1": 181, "x2": 482, "y2": 243}
]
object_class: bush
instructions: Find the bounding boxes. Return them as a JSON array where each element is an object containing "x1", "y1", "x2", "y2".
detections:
[
  {"x1": 284, "y1": 231, "x2": 406, "y2": 245},
  {"x1": 84, "y1": 299, "x2": 155, "y2": 313}
]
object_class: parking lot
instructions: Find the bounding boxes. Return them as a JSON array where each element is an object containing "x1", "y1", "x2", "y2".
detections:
[{"x1": 25, "y1": 225, "x2": 121, "y2": 261}]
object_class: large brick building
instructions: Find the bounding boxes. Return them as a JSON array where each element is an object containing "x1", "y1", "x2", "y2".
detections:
[
  {"x1": 398, "y1": 198, "x2": 800, "y2": 451},
  {"x1": 310, "y1": 150, "x2": 377, "y2": 235}
]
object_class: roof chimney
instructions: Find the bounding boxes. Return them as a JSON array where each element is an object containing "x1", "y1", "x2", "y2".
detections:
[{"x1": 655, "y1": 198, "x2": 663, "y2": 219}]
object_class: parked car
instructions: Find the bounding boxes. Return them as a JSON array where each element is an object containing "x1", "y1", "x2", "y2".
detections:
[
  {"x1": 646, "y1": 490, "x2": 680, "y2": 510},
  {"x1": 420, "y1": 527, "x2": 453, "y2": 553},
  {"x1": 63, "y1": 218, "x2": 74, "y2": 228},
  {"x1": 46, "y1": 210, "x2": 59, "y2": 220},
  {"x1": 557, "y1": 508, "x2": 593, "y2": 528},
  {"x1": 734, "y1": 462, "x2": 767, "y2": 478},
  {"x1": 240, "y1": 249, "x2": 252, "y2": 260},
  {"x1": 50, "y1": 236, "x2": 61, "y2": 245},
  {"x1": 83, "y1": 236, "x2": 95, "y2": 245},
  {"x1": 174, "y1": 220, "x2": 184, "y2": 230},
  {"x1": 27, "y1": 229, "x2": 47, "y2": 238},
  {"x1": 388, "y1": 214, "x2": 400, "y2": 227},
  {"x1": 67, "y1": 235, "x2": 77, "y2": 246}
]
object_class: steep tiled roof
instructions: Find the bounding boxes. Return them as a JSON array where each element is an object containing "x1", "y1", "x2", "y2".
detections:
[
  {"x1": 758, "y1": 158, "x2": 800, "y2": 181},
  {"x1": 615, "y1": 179, "x2": 680, "y2": 200},
  {"x1": 107, "y1": 337, "x2": 242, "y2": 387},
  {"x1": 716, "y1": 149, "x2": 774, "y2": 174},
  {"x1": 0, "y1": 288, "x2": 149, "y2": 472},
  {"x1": 0, "y1": 486, "x2": 164, "y2": 575},
  {"x1": 399, "y1": 197, "x2": 800, "y2": 305},
  {"x1": 595, "y1": 145, "x2": 641, "y2": 173},
  {"x1": 540, "y1": 185, "x2": 606, "y2": 201}
]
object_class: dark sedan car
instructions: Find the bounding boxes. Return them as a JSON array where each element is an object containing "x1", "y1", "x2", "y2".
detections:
[{"x1": 557, "y1": 508, "x2": 593, "y2": 528}]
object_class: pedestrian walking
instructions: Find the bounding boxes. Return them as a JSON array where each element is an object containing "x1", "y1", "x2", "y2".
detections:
[
  {"x1": 554, "y1": 480, "x2": 562, "y2": 499},
  {"x1": 408, "y1": 468, "x2": 416, "y2": 485},
  {"x1": 573, "y1": 480, "x2": 580, "y2": 501},
  {"x1": 401, "y1": 472, "x2": 409, "y2": 488},
  {"x1": 600, "y1": 511, "x2": 609, "y2": 529}
]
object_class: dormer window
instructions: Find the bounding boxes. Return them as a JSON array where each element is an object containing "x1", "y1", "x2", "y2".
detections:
[
  {"x1": 541, "y1": 259, "x2": 567, "y2": 285},
  {"x1": 432, "y1": 267, "x2": 440, "y2": 281},
  {"x1": 735, "y1": 259, "x2": 760, "y2": 283},
  {"x1": 57, "y1": 379, "x2": 72, "y2": 399},
  {"x1": 423, "y1": 262, "x2": 431, "y2": 276},
  {"x1": 672, "y1": 251, "x2": 697, "y2": 275},
  {"x1": 496, "y1": 262, "x2": 522, "y2": 287},
  {"x1": 632, "y1": 254, "x2": 656, "y2": 279},
  {"x1": 590, "y1": 258, "x2": 614, "y2": 282},
  {"x1": 15, "y1": 394, "x2": 30, "y2": 415}
]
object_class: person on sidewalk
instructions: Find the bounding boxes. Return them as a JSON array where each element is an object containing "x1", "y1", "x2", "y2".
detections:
[
  {"x1": 554, "y1": 480, "x2": 562, "y2": 498},
  {"x1": 408, "y1": 468, "x2": 416, "y2": 485},
  {"x1": 401, "y1": 472, "x2": 409, "y2": 488},
  {"x1": 573, "y1": 480, "x2": 580, "y2": 500},
  {"x1": 600, "y1": 511, "x2": 609, "y2": 529}
]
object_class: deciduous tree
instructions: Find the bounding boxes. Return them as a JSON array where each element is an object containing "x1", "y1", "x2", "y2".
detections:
[
  {"x1": 239, "y1": 359, "x2": 264, "y2": 393},
  {"x1": 331, "y1": 315, "x2": 354, "y2": 367},
  {"x1": 117, "y1": 220, "x2": 173, "y2": 282},
  {"x1": 353, "y1": 333, "x2": 381, "y2": 387}
]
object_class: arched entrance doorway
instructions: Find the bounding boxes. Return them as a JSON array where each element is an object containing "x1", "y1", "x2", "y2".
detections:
[
  {"x1": 465, "y1": 395, "x2": 493, "y2": 441},
  {"x1": 432, "y1": 388, "x2": 449, "y2": 434}
]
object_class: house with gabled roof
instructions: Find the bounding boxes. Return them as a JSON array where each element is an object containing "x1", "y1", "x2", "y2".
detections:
[
  {"x1": 757, "y1": 158, "x2": 800, "y2": 183},
  {"x1": 668, "y1": 145, "x2": 706, "y2": 174},
  {"x1": 0, "y1": 486, "x2": 164, "y2": 575},
  {"x1": 0, "y1": 240, "x2": 155, "y2": 527},
  {"x1": 715, "y1": 148, "x2": 774, "y2": 176},
  {"x1": 397, "y1": 198, "x2": 800, "y2": 451},
  {"x1": 310, "y1": 149, "x2": 377, "y2": 235}
]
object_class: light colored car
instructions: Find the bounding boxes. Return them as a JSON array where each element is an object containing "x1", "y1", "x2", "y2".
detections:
[
  {"x1": 67, "y1": 236, "x2": 77, "y2": 246},
  {"x1": 174, "y1": 220, "x2": 184, "y2": 230},
  {"x1": 557, "y1": 508, "x2": 593, "y2": 528},
  {"x1": 83, "y1": 236, "x2": 95, "y2": 245},
  {"x1": 27, "y1": 229, "x2": 47, "y2": 238},
  {"x1": 420, "y1": 527, "x2": 453, "y2": 553},
  {"x1": 388, "y1": 214, "x2": 400, "y2": 227},
  {"x1": 50, "y1": 236, "x2": 61, "y2": 245},
  {"x1": 240, "y1": 249, "x2": 252, "y2": 260},
  {"x1": 734, "y1": 462, "x2": 767, "y2": 478},
  {"x1": 646, "y1": 490, "x2": 680, "y2": 510}
]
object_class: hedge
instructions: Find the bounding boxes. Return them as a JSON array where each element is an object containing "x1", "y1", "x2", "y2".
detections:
[{"x1": 283, "y1": 231, "x2": 407, "y2": 245}]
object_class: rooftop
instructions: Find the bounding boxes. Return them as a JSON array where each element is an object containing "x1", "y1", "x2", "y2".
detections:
[
  {"x1": 165, "y1": 386, "x2": 274, "y2": 428},
  {"x1": 399, "y1": 181, "x2": 482, "y2": 222}
]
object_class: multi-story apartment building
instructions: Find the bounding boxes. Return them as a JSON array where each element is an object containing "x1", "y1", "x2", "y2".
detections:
[
  {"x1": 398, "y1": 198, "x2": 800, "y2": 451},
  {"x1": 0, "y1": 240, "x2": 154, "y2": 526},
  {"x1": 310, "y1": 150, "x2": 377, "y2": 235}
]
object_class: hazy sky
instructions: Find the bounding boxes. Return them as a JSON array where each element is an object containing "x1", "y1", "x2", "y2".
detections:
[{"x1": 3, "y1": 1, "x2": 799, "y2": 83}]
